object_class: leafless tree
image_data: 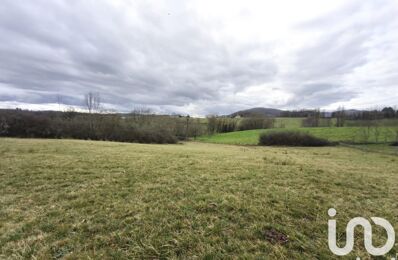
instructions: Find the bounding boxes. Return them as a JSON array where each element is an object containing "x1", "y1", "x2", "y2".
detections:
[
  {"x1": 56, "y1": 94, "x2": 63, "y2": 111},
  {"x1": 185, "y1": 115, "x2": 190, "y2": 140},
  {"x1": 206, "y1": 115, "x2": 217, "y2": 134},
  {"x1": 130, "y1": 107, "x2": 152, "y2": 123},
  {"x1": 84, "y1": 92, "x2": 101, "y2": 138},
  {"x1": 84, "y1": 92, "x2": 101, "y2": 114},
  {"x1": 373, "y1": 124, "x2": 381, "y2": 143},
  {"x1": 335, "y1": 106, "x2": 346, "y2": 127},
  {"x1": 0, "y1": 117, "x2": 9, "y2": 135},
  {"x1": 302, "y1": 109, "x2": 321, "y2": 127}
]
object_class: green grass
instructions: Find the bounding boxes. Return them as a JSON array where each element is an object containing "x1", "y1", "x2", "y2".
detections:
[
  {"x1": 197, "y1": 127, "x2": 398, "y2": 145},
  {"x1": 345, "y1": 118, "x2": 398, "y2": 127},
  {"x1": 1, "y1": 138, "x2": 398, "y2": 259},
  {"x1": 274, "y1": 117, "x2": 304, "y2": 128},
  {"x1": 274, "y1": 117, "x2": 336, "y2": 128},
  {"x1": 200, "y1": 117, "x2": 305, "y2": 129}
]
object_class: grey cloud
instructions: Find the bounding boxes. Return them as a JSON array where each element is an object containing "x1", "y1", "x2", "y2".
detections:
[
  {"x1": 293, "y1": 28, "x2": 368, "y2": 80},
  {"x1": 287, "y1": 83, "x2": 358, "y2": 108},
  {"x1": 0, "y1": 0, "x2": 278, "y2": 113},
  {"x1": 0, "y1": 0, "x2": 397, "y2": 114},
  {"x1": 279, "y1": 0, "x2": 398, "y2": 109}
]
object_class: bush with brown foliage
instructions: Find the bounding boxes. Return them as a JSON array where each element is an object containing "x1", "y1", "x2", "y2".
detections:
[
  {"x1": 0, "y1": 109, "x2": 178, "y2": 144},
  {"x1": 259, "y1": 131, "x2": 332, "y2": 146}
]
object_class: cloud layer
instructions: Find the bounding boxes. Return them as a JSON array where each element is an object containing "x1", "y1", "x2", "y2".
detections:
[{"x1": 1, "y1": 0, "x2": 397, "y2": 115}]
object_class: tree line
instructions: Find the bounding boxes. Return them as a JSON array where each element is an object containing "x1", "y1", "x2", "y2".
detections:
[
  {"x1": 0, "y1": 92, "x2": 397, "y2": 143},
  {"x1": 281, "y1": 107, "x2": 398, "y2": 119},
  {"x1": 0, "y1": 93, "x2": 208, "y2": 144},
  {"x1": 207, "y1": 116, "x2": 275, "y2": 134},
  {"x1": 0, "y1": 108, "x2": 212, "y2": 143}
]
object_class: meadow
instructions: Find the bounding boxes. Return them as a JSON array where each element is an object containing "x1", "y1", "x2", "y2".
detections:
[
  {"x1": 273, "y1": 117, "x2": 305, "y2": 128},
  {"x1": 197, "y1": 127, "x2": 398, "y2": 145},
  {"x1": 1, "y1": 138, "x2": 398, "y2": 259}
]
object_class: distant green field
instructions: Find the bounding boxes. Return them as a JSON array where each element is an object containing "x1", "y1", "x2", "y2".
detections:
[
  {"x1": 345, "y1": 118, "x2": 398, "y2": 127},
  {"x1": 274, "y1": 117, "x2": 304, "y2": 128},
  {"x1": 197, "y1": 127, "x2": 398, "y2": 145},
  {"x1": 274, "y1": 117, "x2": 338, "y2": 128},
  {"x1": 200, "y1": 117, "x2": 305, "y2": 129}
]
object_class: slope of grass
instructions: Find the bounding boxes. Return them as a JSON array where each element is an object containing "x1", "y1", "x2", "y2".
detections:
[
  {"x1": 274, "y1": 117, "x2": 304, "y2": 128},
  {"x1": 1, "y1": 138, "x2": 398, "y2": 259},
  {"x1": 197, "y1": 127, "x2": 398, "y2": 145},
  {"x1": 345, "y1": 118, "x2": 398, "y2": 127}
]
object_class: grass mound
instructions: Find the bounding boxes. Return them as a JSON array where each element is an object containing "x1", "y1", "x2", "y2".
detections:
[{"x1": 259, "y1": 131, "x2": 331, "y2": 146}]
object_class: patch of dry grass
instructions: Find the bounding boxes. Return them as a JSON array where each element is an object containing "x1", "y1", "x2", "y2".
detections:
[{"x1": 1, "y1": 138, "x2": 398, "y2": 259}]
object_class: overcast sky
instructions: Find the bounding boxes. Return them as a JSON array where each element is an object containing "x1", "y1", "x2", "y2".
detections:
[{"x1": 1, "y1": 0, "x2": 397, "y2": 115}]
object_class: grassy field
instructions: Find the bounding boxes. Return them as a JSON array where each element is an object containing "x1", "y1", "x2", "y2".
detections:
[
  {"x1": 197, "y1": 127, "x2": 398, "y2": 145},
  {"x1": 345, "y1": 118, "x2": 398, "y2": 127},
  {"x1": 1, "y1": 138, "x2": 398, "y2": 259},
  {"x1": 341, "y1": 143, "x2": 398, "y2": 156},
  {"x1": 274, "y1": 117, "x2": 304, "y2": 128}
]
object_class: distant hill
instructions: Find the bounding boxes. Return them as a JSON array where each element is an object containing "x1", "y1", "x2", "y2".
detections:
[
  {"x1": 344, "y1": 109, "x2": 363, "y2": 115},
  {"x1": 229, "y1": 107, "x2": 283, "y2": 117}
]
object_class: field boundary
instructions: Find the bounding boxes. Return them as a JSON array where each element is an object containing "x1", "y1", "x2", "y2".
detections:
[{"x1": 339, "y1": 142, "x2": 398, "y2": 156}]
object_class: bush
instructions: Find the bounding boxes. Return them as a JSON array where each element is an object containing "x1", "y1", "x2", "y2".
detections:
[
  {"x1": 0, "y1": 109, "x2": 178, "y2": 144},
  {"x1": 259, "y1": 131, "x2": 332, "y2": 146},
  {"x1": 391, "y1": 142, "x2": 398, "y2": 146}
]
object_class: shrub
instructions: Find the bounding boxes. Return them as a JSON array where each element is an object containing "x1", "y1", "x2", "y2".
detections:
[
  {"x1": 259, "y1": 131, "x2": 332, "y2": 146},
  {"x1": 0, "y1": 109, "x2": 178, "y2": 144}
]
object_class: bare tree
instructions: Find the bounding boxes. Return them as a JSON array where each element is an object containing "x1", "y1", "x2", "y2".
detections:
[
  {"x1": 130, "y1": 107, "x2": 152, "y2": 123},
  {"x1": 335, "y1": 106, "x2": 346, "y2": 127},
  {"x1": 185, "y1": 115, "x2": 190, "y2": 140},
  {"x1": 84, "y1": 92, "x2": 101, "y2": 138},
  {"x1": 207, "y1": 115, "x2": 217, "y2": 134},
  {"x1": 302, "y1": 109, "x2": 321, "y2": 127},
  {"x1": 0, "y1": 117, "x2": 9, "y2": 135},
  {"x1": 56, "y1": 94, "x2": 63, "y2": 111},
  {"x1": 373, "y1": 124, "x2": 380, "y2": 143},
  {"x1": 84, "y1": 92, "x2": 101, "y2": 114}
]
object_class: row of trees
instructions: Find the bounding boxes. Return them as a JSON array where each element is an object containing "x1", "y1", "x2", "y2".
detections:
[
  {"x1": 302, "y1": 106, "x2": 398, "y2": 128},
  {"x1": 0, "y1": 109, "x2": 181, "y2": 143},
  {"x1": 281, "y1": 107, "x2": 398, "y2": 119},
  {"x1": 0, "y1": 109, "x2": 211, "y2": 143},
  {"x1": 1, "y1": 91, "x2": 396, "y2": 141},
  {"x1": 280, "y1": 109, "x2": 325, "y2": 118},
  {"x1": 302, "y1": 108, "x2": 341, "y2": 127},
  {"x1": 207, "y1": 116, "x2": 275, "y2": 134},
  {"x1": 331, "y1": 107, "x2": 398, "y2": 120},
  {"x1": 0, "y1": 92, "x2": 208, "y2": 143}
]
